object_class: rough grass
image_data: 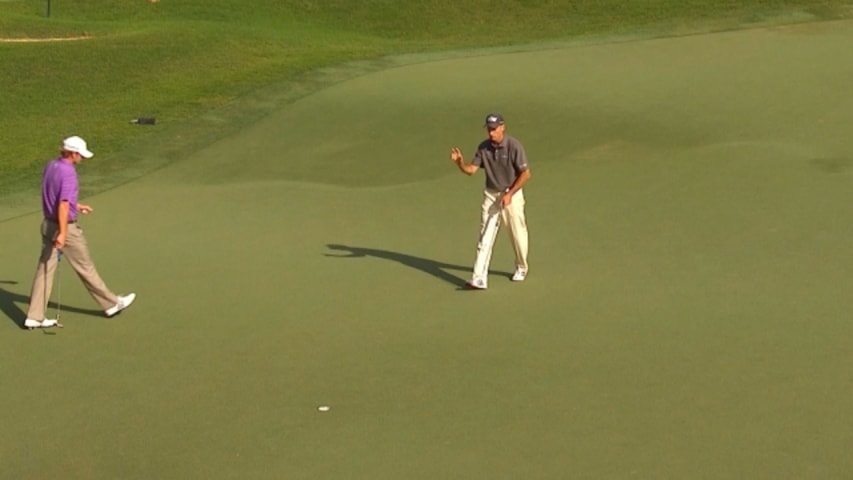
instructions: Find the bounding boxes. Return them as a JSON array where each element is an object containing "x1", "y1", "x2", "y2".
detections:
[{"x1": 1, "y1": 0, "x2": 852, "y2": 199}]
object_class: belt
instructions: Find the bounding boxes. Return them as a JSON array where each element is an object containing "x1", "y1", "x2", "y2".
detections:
[{"x1": 46, "y1": 218, "x2": 76, "y2": 224}]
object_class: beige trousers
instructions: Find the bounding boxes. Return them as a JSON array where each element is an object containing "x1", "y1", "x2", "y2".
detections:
[
  {"x1": 471, "y1": 189, "x2": 529, "y2": 284},
  {"x1": 27, "y1": 220, "x2": 118, "y2": 320}
]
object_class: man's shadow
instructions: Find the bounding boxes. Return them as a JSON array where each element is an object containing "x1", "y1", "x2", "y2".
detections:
[
  {"x1": 0, "y1": 280, "x2": 103, "y2": 329},
  {"x1": 325, "y1": 244, "x2": 511, "y2": 289}
]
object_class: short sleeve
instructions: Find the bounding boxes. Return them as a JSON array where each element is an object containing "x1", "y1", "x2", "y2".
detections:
[
  {"x1": 471, "y1": 147, "x2": 484, "y2": 167},
  {"x1": 58, "y1": 170, "x2": 76, "y2": 202},
  {"x1": 512, "y1": 141, "x2": 529, "y2": 172}
]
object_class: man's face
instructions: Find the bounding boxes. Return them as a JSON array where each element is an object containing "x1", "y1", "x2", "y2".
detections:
[
  {"x1": 69, "y1": 152, "x2": 83, "y2": 165},
  {"x1": 487, "y1": 124, "x2": 505, "y2": 143}
]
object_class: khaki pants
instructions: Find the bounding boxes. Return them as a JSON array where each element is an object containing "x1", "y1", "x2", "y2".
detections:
[
  {"x1": 26, "y1": 220, "x2": 118, "y2": 320},
  {"x1": 472, "y1": 189, "x2": 529, "y2": 284}
]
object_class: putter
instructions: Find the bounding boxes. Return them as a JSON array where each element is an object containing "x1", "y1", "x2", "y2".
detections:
[
  {"x1": 55, "y1": 249, "x2": 63, "y2": 327},
  {"x1": 41, "y1": 249, "x2": 65, "y2": 331},
  {"x1": 35, "y1": 248, "x2": 63, "y2": 331},
  {"x1": 482, "y1": 201, "x2": 502, "y2": 252},
  {"x1": 491, "y1": 189, "x2": 508, "y2": 233},
  {"x1": 484, "y1": 194, "x2": 505, "y2": 254},
  {"x1": 487, "y1": 190, "x2": 511, "y2": 255}
]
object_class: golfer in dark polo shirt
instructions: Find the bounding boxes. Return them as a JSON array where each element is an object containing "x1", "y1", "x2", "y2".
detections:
[
  {"x1": 23, "y1": 136, "x2": 136, "y2": 329},
  {"x1": 450, "y1": 113, "x2": 531, "y2": 289}
]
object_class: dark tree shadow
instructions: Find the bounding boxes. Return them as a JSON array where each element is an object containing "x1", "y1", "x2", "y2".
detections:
[
  {"x1": 325, "y1": 244, "x2": 512, "y2": 289},
  {"x1": 0, "y1": 280, "x2": 104, "y2": 329}
]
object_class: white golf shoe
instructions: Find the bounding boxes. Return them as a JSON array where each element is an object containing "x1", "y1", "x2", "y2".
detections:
[
  {"x1": 511, "y1": 269, "x2": 527, "y2": 282},
  {"x1": 24, "y1": 318, "x2": 58, "y2": 329},
  {"x1": 466, "y1": 279, "x2": 487, "y2": 290},
  {"x1": 105, "y1": 293, "x2": 136, "y2": 317}
]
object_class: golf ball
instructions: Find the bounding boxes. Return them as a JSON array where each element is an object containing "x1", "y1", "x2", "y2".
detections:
[{"x1": 318, "y1": 406, "x2": 330, "y2": 412}]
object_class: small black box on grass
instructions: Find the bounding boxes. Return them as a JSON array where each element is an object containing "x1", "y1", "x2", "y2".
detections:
[{"x1": 130, "y1": 117, "x2": 156, "y2": 125}]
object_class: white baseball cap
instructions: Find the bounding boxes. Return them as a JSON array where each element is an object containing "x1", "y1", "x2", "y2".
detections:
[{"x1": 62, "y1": 135, "x2": 94, "y2": 158}]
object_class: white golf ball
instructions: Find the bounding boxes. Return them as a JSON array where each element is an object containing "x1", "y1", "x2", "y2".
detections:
[{"x1": 318, "y1": 406, "x2": 330, "y2": 412}]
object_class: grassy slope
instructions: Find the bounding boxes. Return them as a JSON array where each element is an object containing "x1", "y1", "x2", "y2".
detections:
[{"x1": 1, "y1": 0, "x2": 851, "y2": 198}]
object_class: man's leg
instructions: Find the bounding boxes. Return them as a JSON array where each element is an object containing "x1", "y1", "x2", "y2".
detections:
[
  {"x1": 471, "y1": 190, "x2": 501, "y2": 287},
  {"x1": 25, "y1": 220, "x2": 60, "y2": 320},
  {"x1": 504, "y1": 189, "x2": 529, "y2": 276},
  {"x1": 62, "y1": 224, "x2": 118, "y2": 311}
]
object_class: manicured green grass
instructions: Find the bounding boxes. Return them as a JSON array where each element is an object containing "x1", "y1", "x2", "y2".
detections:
[
  {"x1": 1, "y1": 0, "x2": 852, "y2": 200},
  {"x1": 3, "y1": 3, "x2": 853, "y2": 479}
]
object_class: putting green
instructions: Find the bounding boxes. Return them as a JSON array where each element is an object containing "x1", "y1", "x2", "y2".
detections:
[{"x1": 2, "y1": 20, "x2": 852, "y2": 479}]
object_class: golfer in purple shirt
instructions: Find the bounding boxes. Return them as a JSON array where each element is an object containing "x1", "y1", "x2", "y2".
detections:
[{"x1": 24, "y1": 136, "x2": 136, "y2": 329}]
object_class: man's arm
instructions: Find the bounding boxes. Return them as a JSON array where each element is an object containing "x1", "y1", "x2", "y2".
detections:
[
  {"x1": 54, "y1": 200, "x2": 70, "y2": 249},
  {"x1": 501, "y1": 169, "x2": 531, "y2": 207},
  {"x1": 506, "y1": 169, "x2": 531, "y2": 197},
  {"x1": 450, "y1": 147, "x2": 479, "y2": 176}
]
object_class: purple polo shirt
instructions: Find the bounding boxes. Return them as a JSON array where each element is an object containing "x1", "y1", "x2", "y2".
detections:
[{"x1": 42, "y1": 157, "x2": 79, "y2": 222}]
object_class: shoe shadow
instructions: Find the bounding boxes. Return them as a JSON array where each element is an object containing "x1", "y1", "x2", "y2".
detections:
[
  {"x1": 324, "y1": 244, "x2": 511, "y2": 289},
  {"x1": 0, "y1": 281, "x2": 104, "y2": 329}
]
